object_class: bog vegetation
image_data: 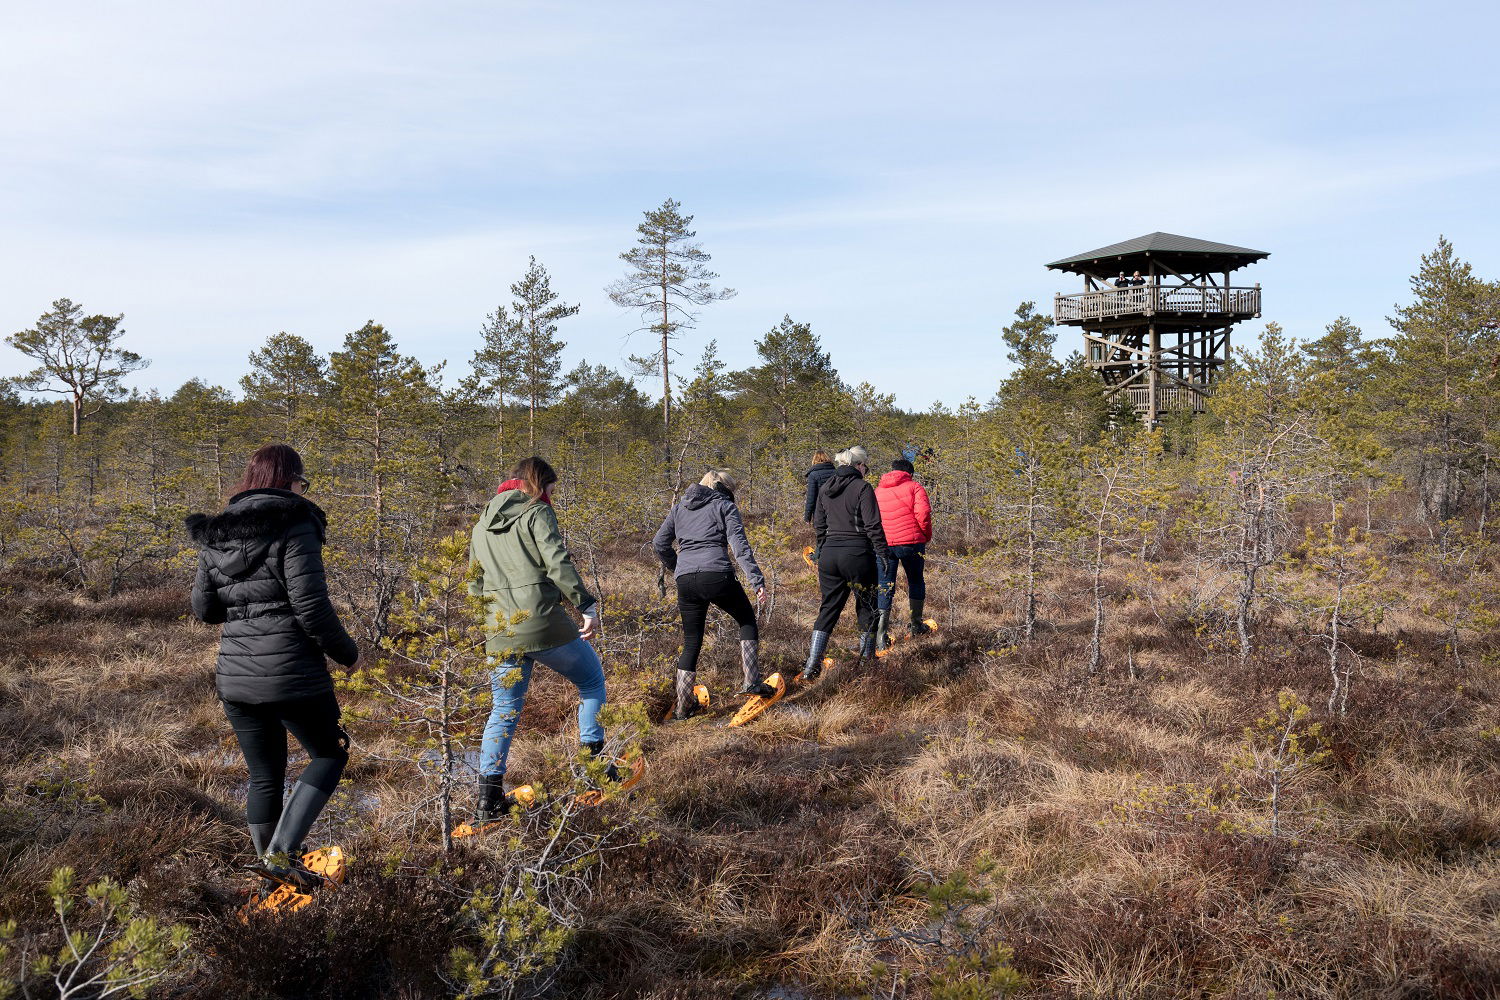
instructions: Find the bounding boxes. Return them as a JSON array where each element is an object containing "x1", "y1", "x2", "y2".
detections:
[{"x1": 1, "y1": 221, "x2": 1498, "y2": 998}]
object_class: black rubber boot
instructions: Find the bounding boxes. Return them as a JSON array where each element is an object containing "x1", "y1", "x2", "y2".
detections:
[
  {"x1": 875, "y1": 609, "x2": 891, "y2": 650},
  {"x1": 582, "y1": 739, "x2": 621, "y2": 783},
  {"x1": 474, "y1": 774, "x2": 513, "y2": 824},
  {"x1": 250, "y1": 781, "x2": 331, "y2": 890},
  {"x1": 799, "y1": 630, "x2": 831, "y2": 683},
  {"x1": 910, "y1": 600, "x2": 930, "y2": 635}
]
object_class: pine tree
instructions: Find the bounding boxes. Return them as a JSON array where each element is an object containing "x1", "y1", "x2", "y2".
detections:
[
  {"x1": 167, "y1": 379, "x2": 237, "y2": 502},
  {"x1": 607, "y1": 199, "x2": 735, "y2": 435},
  {"x1": 673, "y1": 341, "x2": 734, "y2": 488},
  {"x1": 1301, "y1": 318, "x2": 1396, "y2": 531},
  {"x1": 340, "y1": 531, "x2": 494, "y2": 852},
  {"x1": 1380, "y1": 238, "x2": 1500, "y2": 537},
  {"x1": 510, "y1": 257, "x2": 577, "y2": 448},
  {"x1": 467, "y1": 306, "x2": 522, "y2": 461},
  {"x1": 733, "y1": 315, "x2": 848, "y2": 518},
  {"x1": 1192, "y1": 324, "x2": 1323, "y2": 665},
  {"x1": 977, "y1": 397, "x2": 1074, "y2": 639},
  {"x1": 1068, "y1": 427, "x2": 1172, "y2": 674},
  {"x1": 6, "y1": 298, "x2": 149, "y2": 435},
  {"x1": 998, "y1": 301, "x2": 1060, "y2": 403},
  {"x1": 319, "y1": 322, "x2": 444, "y2": 639},
  {"x1": 240, "y1": 332, "x2": 327, "y2": 448}
]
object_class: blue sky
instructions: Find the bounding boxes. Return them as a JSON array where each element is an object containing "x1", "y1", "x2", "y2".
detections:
[{"x1": 1, "y1": 0, "x2": 1496, "y2": 410}]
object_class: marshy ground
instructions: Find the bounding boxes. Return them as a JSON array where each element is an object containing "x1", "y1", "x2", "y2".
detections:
[{"x1": 2, "y1": 537, "x2": 1498, "y2": 999}]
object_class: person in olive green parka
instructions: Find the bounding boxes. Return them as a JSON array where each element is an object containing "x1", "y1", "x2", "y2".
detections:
[{"x1": 469, "y1": 457, "x2": 611, "y2": 822}]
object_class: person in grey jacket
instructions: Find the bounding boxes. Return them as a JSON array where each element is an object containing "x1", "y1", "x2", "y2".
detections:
[
  {"x1": 653, "y1": 470, "x2": 769, "y2": 720},
  {"x1": 188, "y1": 444, "x2": 359, "y2": 891}
]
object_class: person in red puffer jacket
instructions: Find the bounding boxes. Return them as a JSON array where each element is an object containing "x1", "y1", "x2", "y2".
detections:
[{"x1": 873, "y1": 458, "x2": 932, "y2": 648}]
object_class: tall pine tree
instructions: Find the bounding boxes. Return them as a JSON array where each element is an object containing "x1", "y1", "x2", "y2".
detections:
[{"x1": 607, "y1": 199, "x2": 735, "y2": 436}]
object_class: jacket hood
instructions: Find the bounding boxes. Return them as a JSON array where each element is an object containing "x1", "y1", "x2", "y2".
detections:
[
  {"x1": 681, "y1": 484, "x2": 725, "y2": 511},
  {"x1": 878, "y1": 469, "x2": 912, "y2": 489},
  {"x1": 185, "y1": 490, "x2": 326, "y2": 577},
  {"x1": 806, "y1": 461, "x2": 834, "y2": 477},
  {"x1": 823, "y1": 464, "x2": 865, "y2": 499},
  {"x1": 484, "y1": 488, "x2": 543, "y2": 533}
]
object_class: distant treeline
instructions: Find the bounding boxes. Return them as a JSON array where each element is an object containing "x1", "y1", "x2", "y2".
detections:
[{"x1": 2, "y1": 237, "x2": 1497, "y2": 704}]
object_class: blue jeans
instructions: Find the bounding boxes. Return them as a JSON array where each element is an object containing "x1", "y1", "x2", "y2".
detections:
[
  {"x1": 877, "y1": 544, "x2": 927, "y2": 611},
  {"x1": 479, "y1": 636, "x2": 606, "y2": 778}
]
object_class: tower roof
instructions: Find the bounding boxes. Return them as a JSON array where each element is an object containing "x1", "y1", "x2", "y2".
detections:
[{"x1": 1046, "y1": 232, "x2": 1269, "y2": 276}]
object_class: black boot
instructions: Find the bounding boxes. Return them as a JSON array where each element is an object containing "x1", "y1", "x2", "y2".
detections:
[
  {"x1": 910, "y1": 600, "x2": 930, "y2": 634},
  {"x1": 799, "y1": 630, "x2": 831, "y2": 683},
  {"x1": 474, "y1": 774, "x2": 512, "y2": 824},
  {"x1": 875, "y1": 609, "x2": 891, "y2": 650},
  {"x1": 582, "y1": 740, "x2": 622, "y2": 783},
  {"x1": 249, "y1": 782, "x2": 331, "y2": 891}
]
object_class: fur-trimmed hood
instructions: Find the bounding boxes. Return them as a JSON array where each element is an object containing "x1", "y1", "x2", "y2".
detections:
[{"x1": 186, "y1": 489, "x2": 327, "y2": 577}]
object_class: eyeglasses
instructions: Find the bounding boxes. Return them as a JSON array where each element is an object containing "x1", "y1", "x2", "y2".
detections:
[{"x1": 293, "y1": 475, "x2": 311, "y2": 493}]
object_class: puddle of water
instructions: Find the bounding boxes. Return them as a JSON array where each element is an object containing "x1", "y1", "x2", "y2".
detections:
[{"x1": 416, "y1": 748, "x2": 483, "y2": 777}]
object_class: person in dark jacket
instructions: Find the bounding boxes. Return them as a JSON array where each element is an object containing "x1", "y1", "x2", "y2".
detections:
[
  {"x1": 469, "y1": 456, "x2": 611, "y2": 824},
  {"x1": 803, "y1": 450, "x2": 835, "y2": 523},
  {"x1": 188, "y1": 444, "x2": 359, "y2": 890},
  {"x1": 801, "y1": 446, "x2": 890, "y2": 682},
  {"x1": 653, "y1": 470, "x2": 769, "y2": 720}
]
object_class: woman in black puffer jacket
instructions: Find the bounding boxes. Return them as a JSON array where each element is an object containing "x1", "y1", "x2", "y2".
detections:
[{"x1": 188, "y1": 444, "x2": 359, "y2": 889}]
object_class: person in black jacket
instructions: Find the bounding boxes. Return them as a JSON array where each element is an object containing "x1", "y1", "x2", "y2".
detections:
[
  {"x1": 801, "y1": 446, "x2": 890, "y2": 682},
  {"x1": 803, "y1": 450, "x2": 835, "y2": 523},
  {"x1": 188, "y1": 444, "x2": 360, "y2": 890}
]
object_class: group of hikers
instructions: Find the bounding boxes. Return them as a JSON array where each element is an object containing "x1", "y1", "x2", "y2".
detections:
[{"x1": 189, "y1": 442, "x2": 933, "y2": 888}]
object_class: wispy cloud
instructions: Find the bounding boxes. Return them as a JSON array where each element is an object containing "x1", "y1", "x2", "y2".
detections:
[{"x1": 1, "y1": 1, "x2": 1497, "y2": 407}]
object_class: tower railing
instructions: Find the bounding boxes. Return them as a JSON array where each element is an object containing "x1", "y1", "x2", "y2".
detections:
[{"x1": 1054, "y1": 285, "x2": 1261, "y2": 323}]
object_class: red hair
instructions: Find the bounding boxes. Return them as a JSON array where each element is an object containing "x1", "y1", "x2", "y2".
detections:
[{"x1": 235, "y1": 444, "x2": 305, "y2": 493}]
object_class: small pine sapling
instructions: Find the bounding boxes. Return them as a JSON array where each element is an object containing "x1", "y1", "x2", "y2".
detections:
[
  {"x1": 445, "y1": 702, "x2": 649, "y2": 1000},
  {"x1": 863, "y1": 864, "x2": 1024, "y2": 1000},
  {"x1": 340, "y1": 530, "x2": 508, "y2": 853},
  {"x1": 22, "y1": 867, "x2": 190, "y2": 1000},
  {"x1": 1225, "y1": 690, "x2": 1330, "y2": 838},
  {"x1": 1067, "y1": 426, "x2": 1174, "y2": 675},
  {"x1": 1275, "y1": 517, "x2": 1391, "y2": 714}
]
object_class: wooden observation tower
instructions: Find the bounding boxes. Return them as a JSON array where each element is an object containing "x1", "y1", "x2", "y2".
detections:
[{"x1": 1045, "y1": 232, "x2": 1268, "y2": 423}]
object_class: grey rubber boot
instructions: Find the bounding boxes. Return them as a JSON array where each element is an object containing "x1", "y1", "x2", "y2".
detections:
[
  {"x1": 875, "y1": 609, "x2": 891, "y2": 650},
  {"x1": 673, "y1": 668, "x2": 704, "y2": 720},
  {"x1": 857, "y1": 632, "x2": 877, "y2": 661},
  {"x1": 248, "y1": 822, "x2": 276, "y2": 857},
  {"x1": 738, "y1": 639, "x2": 775, "y2": 697},
  {"x1": 910, "y1": 600, "x2": 930, "y2": 635},
  {"x1": 799, "y1": 630, "x2": 831, "y2": 682}
]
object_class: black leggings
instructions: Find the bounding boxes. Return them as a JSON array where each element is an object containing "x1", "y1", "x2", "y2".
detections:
[
  {"x1": 815, "y1": 545, "x2": 878, "y2": 634},
  {"x1": 222, "y1": 692, "x2": 350, "y2": 825},
  {"x1": 676, "y1": 571, "x2": 758, "y2": 672}
]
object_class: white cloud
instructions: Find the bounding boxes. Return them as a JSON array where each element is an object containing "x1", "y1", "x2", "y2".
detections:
[{"x1": 1, "y1": 0, "x2": 1497, "y2": 408}]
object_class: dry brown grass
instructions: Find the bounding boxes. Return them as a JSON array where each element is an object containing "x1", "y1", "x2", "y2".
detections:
[{"x1": 1, "y1": 538, "x2": 1498, "y2": 999}]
